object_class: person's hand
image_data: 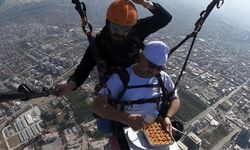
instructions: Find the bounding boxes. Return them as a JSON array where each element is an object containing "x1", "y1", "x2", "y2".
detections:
[
  {"x1": 163, "y1": 116, "x2": 173, "y2": 136},
  {"x1": 126, "y1": 114, "x2": 146, "y2": 131},
  {"x1": 131, "y1": 0, "x2": 148, "y2": 6},
  {"x1": 54, "y1": 80, "x2": 76, "y2": 96}
]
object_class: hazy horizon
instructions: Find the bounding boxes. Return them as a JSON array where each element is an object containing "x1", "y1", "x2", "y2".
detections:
[{"x1": 162, "y1": 0, "x2": 250, "y2": 31}]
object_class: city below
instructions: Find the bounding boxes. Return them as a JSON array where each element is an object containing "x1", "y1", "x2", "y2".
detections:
[{"x1": 0, "y1": 0, "x2": 249, "y2": 150}]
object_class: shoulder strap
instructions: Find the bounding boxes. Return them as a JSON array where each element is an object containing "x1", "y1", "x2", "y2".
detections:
[
  {"x1": 116, "y1": 71, "x2": 166, "y2": 104},
  {"x1": 156, "y1": 73, "x2": 169, "y2": 118},
  {"x1": 117, "y1": 69, "x2": 130, "y2": 86},
  {"x1": 116, "y1": 70, "x2": 161, "y2": 101},
  {"x1": 156, "y1": 73, "x2": 175, "y2": 118},
  {"x1": 156, "y1": 73, "x2": 168, "y2": 97},
  {"x1": 115, "y1": 71, "x2": 174, "y2": 113},
  {"x1": 116, "y1": 69, "x2": 130, "y2": 104}
]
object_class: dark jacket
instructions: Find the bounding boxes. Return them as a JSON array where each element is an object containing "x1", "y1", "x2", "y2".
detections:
[{"x1": 69, "y1": 2, "x2": 172, "y2": 89}]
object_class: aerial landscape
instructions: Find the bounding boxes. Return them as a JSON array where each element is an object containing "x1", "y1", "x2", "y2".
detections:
[{"x1": 0, "y1": 0, "x2": 249, "y2": 150}]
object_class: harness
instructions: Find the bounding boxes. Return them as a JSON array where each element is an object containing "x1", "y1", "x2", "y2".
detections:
[
  {"x1": 101, "y1": 69, "x2": 176, "y2": 136},
  {"x1": 92, "y1": 30, "x2": 144, "y2": 93},
  {"x1": 70, "y1": 0, "x2": 225, "y2": 145},
  {"x1": 108, "y1": 69, "x2": 174, "y2": 118}
]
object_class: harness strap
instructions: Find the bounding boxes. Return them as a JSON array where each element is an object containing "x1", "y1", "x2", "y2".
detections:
[
  {"x1": 115, "y1": 97, "x2": 161, "y2": 105},
  {"x1": 168, "y1": 0, "x2": 224, "y2": 91},
  {"x1": 126, "y1": 84, "x2": 159, "y2": 89},
  {"x1": 72, "y1": 0, "x2": 107, "y2": 86},
  {"x1": 169, "y1": 0, "x2": 224, "y2": 57},
  {"x1": 114, "y1": 81, "x2": 161, "y2": 110},
  {"x1": 155, "y1": 74, "x2": 175, "y2": 118}
]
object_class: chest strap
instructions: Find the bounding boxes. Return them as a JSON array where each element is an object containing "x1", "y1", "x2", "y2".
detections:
[
  {"x1": 115, "y1": 97, "x2": 161, "y2": 105},
  {"x1": 126, "y1": 84, "x2": 159, "y2": 89}
]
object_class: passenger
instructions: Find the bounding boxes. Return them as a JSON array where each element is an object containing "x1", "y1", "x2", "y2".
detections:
[
  {"x1": 91, "y1": 40, "x2": 180, "y2": 139},
  {"x1": 55, "y1": 0, "x2": 172, "y2": 95}
]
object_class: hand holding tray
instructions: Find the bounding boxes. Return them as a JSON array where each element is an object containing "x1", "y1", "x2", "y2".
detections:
[{"x1": 143, "y1": 118, "x2": 175, "y2": 147}]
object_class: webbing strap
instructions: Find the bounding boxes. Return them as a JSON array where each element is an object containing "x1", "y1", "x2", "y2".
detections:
[
  {"x1": 169, "y1": 0, "x2": 224, "y2": 56},
  {"x1": 72, "y1": 0, "x2": 107, "y2": 86},
  {"x1": 126, "y1": 84, "x2": 159, "y2": 89},
  {"x1": 156, "y1": 74, "x2": 172, "y2": 117},
  {"x1": 168, "y1": 0, "x2": 224, "y2": 90},
  {"x1": 115, "y1": 84, "x2": 159, "y2": 107},
  {"x1": 115, "y1": 97, "x2": 161, "y2": 105}
]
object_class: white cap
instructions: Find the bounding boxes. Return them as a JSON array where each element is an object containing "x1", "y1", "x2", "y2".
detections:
[{"x1": 143, "y1": 41, "x2": 169, "y2": 66}]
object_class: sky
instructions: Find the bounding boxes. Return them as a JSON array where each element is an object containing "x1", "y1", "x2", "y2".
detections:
[
  {"x1": 168, "y1": 0, "x2": 250, "y2": 31},
  {"x1": 218, "y1": 0, "x2": 250, "y2": 30}
]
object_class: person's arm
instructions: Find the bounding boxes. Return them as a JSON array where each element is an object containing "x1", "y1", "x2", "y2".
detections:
[
  {"x1": 165, "y1": 96, "x2": 180, "y2": 119},
  {"x1": 91, "y1": 95, "x2": 129, "y2": 124},
  {"x1": 91, "y1": 95, "x2": 146, "y2": 130},
  {"x1": 68, "y1": 45, "x2": 96, "y2": 89},
  {"x1": 161, "y1": 73, "x2": 180, "y2": 133},
  {"x1": 133, "y1": 0, "x2": 172, "y2": 40},
  {"x1": 54, "y1": 47, "x2": 95, "y2": 96},
  {"x1": 163, "y1": 96, "x2": 180, "y2": 134}
]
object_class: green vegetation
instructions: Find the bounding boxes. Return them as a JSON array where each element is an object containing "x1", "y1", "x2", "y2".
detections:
[
  {"x1": 41, "y1": 112, "x2": 56, "y2": 122},
  {"x1": 64, "y1": 86, "x2": 206, "y2": 123},
  {"x1": 63, "y1": 81, "x2": 207, "y2": 124},
  {"x1": 200, "y1": 124, "x2": 230, "y2": 150},
  {"x1": 65, "y1": 89, "x2": 94, "y2": 123},
  {"x1": 176, "y1": 89, "x2": 206, "y2": 122},
  {"x1": 86, "y1": 130, "x2": 104, "y2": 139}
]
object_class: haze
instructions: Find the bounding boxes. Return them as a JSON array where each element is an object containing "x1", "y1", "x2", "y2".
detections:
[{"x1": 161, "y1": 0, "x2": 250, "y2": 31}]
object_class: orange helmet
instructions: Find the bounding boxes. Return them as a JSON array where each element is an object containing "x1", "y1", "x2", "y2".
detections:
[{"x1": 106, "y1": 0, "x2": 138, "y2": 26}]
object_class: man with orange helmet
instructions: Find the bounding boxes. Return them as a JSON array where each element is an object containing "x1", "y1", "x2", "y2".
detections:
[{"x1": 56, "y1": 0, "x2": 172, "y2": 96}]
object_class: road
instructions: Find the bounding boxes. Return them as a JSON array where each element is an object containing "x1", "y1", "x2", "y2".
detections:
[
  {"x1": 60, "y1": 64, "x2": 78, "y2": 80},
  {"x1": 185, "y1": 78, "x2": 250, "y2": 128},
  {"x1": 211, "y1": 126, "x2": 241, "y2": 150}
]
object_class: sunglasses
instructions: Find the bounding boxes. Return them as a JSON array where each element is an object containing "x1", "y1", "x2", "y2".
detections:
[
  {"x1": 146, "y1": 59, "x2": 165, "y2": 71},
  {"x1": 110, "y1": 23, "x2": 131, "y2": 33}
]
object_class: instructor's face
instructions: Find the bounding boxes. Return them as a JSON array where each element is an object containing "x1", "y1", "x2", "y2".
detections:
[{"x1": 109, "y1": 22, "x2": 132, "y2": 42}]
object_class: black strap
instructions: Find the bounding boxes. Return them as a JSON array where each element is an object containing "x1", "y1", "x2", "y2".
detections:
[
  {"x1": 126, "y1": 84, "x2": 159, "y2": 89},
  {"x1": 115, "y1": 97, "x2": 161, "y2": 105},
  {"x1": 155, "y1": 73, "x2": 175, "y2": 118},
  {"x1": 72, "y1": 0, "x2": 107, "y2": 86},
  {"x1": 111, "y1": 71, "x2": 169, "y2": 134},
  {"x1": 114, "y1": 70, "x2": 163, "y2": 111},
  {"x1": 156, "y1": 74, "x2": 168, "y2": 95},
  {"x1": 115, "y1": 69, "x2": 130, "y2": 106},
  {"x1": 111, "y1": 69, "x2": 129, "y2": 136},
  {"x1": 117, "y1": 69, "x2": 130, "y2": 86},
  {"x1": 169, "y1": 0, "x2": 224, "y2": 56},
  {"x1": 116, "y1": 70, "x2": 161, "y2": 105},
  {"x1": 168, "y1": 0, "x2": 224, "y2": 90}
]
